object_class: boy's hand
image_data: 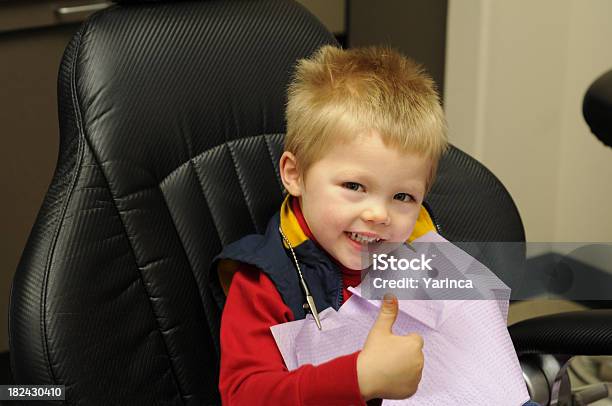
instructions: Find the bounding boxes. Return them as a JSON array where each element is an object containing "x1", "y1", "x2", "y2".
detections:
[{"x1": 356, "y1": 293, "x2": 424, "y2": 401}]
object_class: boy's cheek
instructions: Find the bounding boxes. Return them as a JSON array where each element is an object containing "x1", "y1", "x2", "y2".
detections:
[
  {"x1": 319, "y1": 207, "x2": 345, "y2": 231},
  {"x1": 404, "y1": 212, "x2": 422, "y2": 239},
  {"x1": 391, "y1": 211, "x2": 420, "y2": 242}
]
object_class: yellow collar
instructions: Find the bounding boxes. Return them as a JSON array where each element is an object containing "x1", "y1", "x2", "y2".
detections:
[{"x1": 279, "y1": 194, "x2": 309, "y2": 248}]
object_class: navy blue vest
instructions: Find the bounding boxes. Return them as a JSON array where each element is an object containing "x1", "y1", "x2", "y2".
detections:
[{"x1": 212, "y1": 209, "x2": 344, "y2": 320}]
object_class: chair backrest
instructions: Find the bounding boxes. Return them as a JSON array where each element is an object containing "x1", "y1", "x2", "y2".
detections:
[{"x1": 9, "y1": 0, "x2": 524, "y2": 404}]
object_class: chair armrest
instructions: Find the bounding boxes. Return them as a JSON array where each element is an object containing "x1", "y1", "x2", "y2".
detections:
[{"x1": 509, "y1": 309, "x2": 612, "y2": 355}]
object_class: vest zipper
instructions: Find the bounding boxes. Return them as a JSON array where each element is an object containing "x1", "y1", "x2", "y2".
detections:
[{"x1": 423, "y1": 201, "x2": 443, "y2": 234}]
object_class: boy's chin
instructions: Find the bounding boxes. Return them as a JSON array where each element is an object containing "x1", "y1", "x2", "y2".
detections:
[{"x1": 340, "y1": 257, "x2": 368, "y2": 271}]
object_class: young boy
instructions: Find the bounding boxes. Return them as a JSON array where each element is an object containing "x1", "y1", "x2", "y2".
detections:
[{"x1": 214, "y1": 45, "x2": 440, "y2": 405}]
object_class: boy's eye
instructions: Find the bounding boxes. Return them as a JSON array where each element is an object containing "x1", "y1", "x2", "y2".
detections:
[
  {"x1": 343, "y1": 182, "x2": 364, "y2": 192},
  {"x1": 395, "y1": 193, "x2": 415, "y2": 203}
]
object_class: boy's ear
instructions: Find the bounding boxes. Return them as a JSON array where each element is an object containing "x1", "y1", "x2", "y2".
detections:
[{"x1": 279, "y1": 151, "x2": 303, "y2": 197}]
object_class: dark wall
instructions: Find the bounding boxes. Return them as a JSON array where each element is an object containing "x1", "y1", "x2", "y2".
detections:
[{"x1": 348, "y1": 0, "x2": 448, "y2": 98}]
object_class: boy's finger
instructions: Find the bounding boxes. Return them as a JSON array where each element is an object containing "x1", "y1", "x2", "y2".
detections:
[{"x1": 373, "y1": 293, "x2": 398, "y2": 334}]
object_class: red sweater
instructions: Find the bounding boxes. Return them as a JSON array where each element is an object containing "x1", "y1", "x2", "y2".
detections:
[{"x1": 219, "y1": 197, "x2": 381, "y2": 405}]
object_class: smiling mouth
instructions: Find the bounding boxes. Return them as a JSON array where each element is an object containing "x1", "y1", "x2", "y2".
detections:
[{"x1": 344, "y1": 231, "x2": 385, "y2": 246}]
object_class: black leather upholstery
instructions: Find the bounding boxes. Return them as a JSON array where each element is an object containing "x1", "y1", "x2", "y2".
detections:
[
  {"x1": 427, "y1": 147, "x2": 524, "y2": 242},
  {"x1": 9, "y1": 0, "x2": 527, "y2": 404},
  {"x1": 509, "y1": 309, "x2": 612, "y2": 356}
]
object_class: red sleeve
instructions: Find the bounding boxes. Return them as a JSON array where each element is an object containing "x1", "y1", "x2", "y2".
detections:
[{"x1": 219, "y1": 264, "x2": 367, "y2": 406}]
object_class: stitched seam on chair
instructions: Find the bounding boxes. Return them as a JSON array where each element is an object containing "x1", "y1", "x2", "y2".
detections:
[
  {"x1": 189, "y1": 154, "x2": 226, "y2": 360},
  {"x1": 226, "y1": 139, "x2": 258, "y2": 230},
  {"x1": 39, "y1": 27, "x2": 87, "y2": 388},
  {"x1": 157, "y1": 157, "x2": 222, "y2": 368},
  {"x1": 80, "y1": 154, "x2": 187, "y2": 401},
  {"x1": 188, "y1": 143, "x2": 228, "y2": 245},
  {"x1": 189, "y1": 138, "x2": 263, "y2": 352},
  {"x1": 80, "y1": 160, "x2": 187, "y2": 401},
  {"x1": 159, "y1": 134, "x2": 276, "y2": 188},
  {"x1": 65, "y1": 27, "x2": 186, "y2": 406},
  {"x1": 263, "y1": 133, "x2": 284, "y2": 193}
]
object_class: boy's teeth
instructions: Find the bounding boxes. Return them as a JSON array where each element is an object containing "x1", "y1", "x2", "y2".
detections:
[{"x1": 348, "y1": 232, "x2": 380, "y2": 243}]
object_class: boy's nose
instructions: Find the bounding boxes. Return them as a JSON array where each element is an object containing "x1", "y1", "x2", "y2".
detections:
[{"x1": 361, "y1": 205, "x2": 390, "y2": 225}]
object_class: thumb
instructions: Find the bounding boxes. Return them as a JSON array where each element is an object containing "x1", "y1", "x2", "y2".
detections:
[{"x1": 372, "y1": 293, "x2": 398, "y2": 334}]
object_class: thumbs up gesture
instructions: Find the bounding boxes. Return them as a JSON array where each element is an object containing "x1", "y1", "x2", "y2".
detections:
[{"x1": 356, "y1": 293, "x2": 424, "y2": 401}]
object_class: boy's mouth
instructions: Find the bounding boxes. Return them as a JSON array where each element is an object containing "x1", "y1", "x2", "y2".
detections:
[{"x1": 344, "y1": 231, "x2": 384, "y2": 244}]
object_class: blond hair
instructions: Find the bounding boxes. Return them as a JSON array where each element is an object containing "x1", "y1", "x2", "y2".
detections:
[{"x1": 284, "y1": 45, "x2": 448, "y2": 194}]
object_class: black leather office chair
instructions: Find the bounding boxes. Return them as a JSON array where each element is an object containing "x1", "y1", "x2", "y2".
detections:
[{"x1": 8, "y1": 1, "x2": 612, "y2": 405}]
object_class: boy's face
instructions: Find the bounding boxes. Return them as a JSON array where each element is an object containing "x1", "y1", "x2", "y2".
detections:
[{"x1": 280, "y1": 130, "x2": 432, "y2": 270}]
